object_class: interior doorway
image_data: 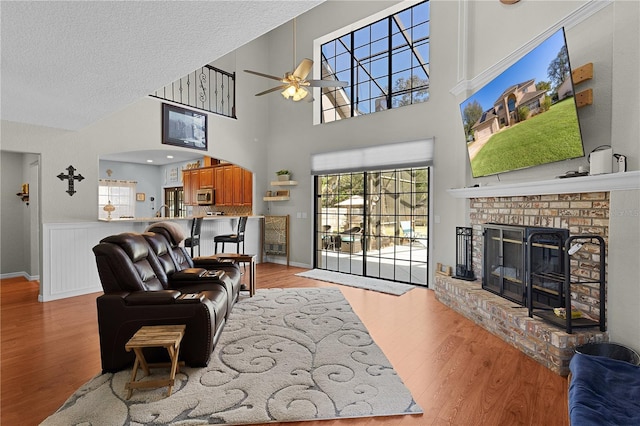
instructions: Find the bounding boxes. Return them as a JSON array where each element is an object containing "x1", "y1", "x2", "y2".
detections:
[
  {"x1": 29, "y1": 158, "x2": 40, "y2": 280},
  {"x1": 164, "y1": 187, "x2": 185, "y2": 217},
  {"x1": 314, "y1": 167, "x2": 430, "y2": 286}
]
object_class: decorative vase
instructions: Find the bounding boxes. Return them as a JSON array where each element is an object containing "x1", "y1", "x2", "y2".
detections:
[{"x1": 278, "y1": 174, "x2": 290, "y2": 181}]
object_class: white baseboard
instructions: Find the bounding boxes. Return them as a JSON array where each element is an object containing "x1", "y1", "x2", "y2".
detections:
[
  {"x1": 0, "y1": 271, "x2": 39, "y2": 281},
  {"x1": 38, "y1": 285, "x2": 102, "y2": 302}
]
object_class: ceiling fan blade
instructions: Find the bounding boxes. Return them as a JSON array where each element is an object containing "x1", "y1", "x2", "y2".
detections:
[
  {"x1": 307, "y1": 79, "x2": 349, "y2": 88},
  {"x1": 293, "y1": 58, "x2": 313, "y2": 80},
  {"x1": 244, "y1": 69, "x2": 284, "y2": 81},
  {"x1": 255, "y1": 85, "x2": 288, "y2": 96}
]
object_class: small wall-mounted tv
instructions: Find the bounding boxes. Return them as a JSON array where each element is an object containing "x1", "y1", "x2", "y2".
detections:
[{"x1": 460, "y1": 28, "x2": 585, "y2": 178}]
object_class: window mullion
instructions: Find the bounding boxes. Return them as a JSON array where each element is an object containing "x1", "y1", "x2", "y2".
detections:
[
  {"x1": 387, "y1": 16, "x2": 392, "y2": 110},
  {"x1": 350, "y1": 32, "x2": 355, "y2": 117}
]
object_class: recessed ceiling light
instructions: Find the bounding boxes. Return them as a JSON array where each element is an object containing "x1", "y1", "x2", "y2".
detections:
[
  {"x1": 167, "y1": 155, "x2": 174, "y2": 159},
  {"x1": 146, "y1": 159, "x2": 153, "y2": 163}
]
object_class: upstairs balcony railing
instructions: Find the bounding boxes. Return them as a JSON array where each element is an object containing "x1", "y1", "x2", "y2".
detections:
[{"x1": 151, "y1": 65, "x2": 236, "y2": 119}]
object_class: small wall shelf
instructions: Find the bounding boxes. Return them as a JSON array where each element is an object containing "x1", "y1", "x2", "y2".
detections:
[
  {"x1": 572, "y1": 62, "x2": 593, "y2": 108},
  {"x1": 264, "y1": 180, "x2": 297, "y2": 202},
  {"x1": 263, "y1": 196, "x2": 290, "y2": 201},
  {"x1": 270, "y1": 180, "x2": 298, "y2": 186}
]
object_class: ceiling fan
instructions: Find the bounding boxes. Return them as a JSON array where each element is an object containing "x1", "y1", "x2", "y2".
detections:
[{"x1": 244, "y1": 18, "x2": 348, "y2": 102}]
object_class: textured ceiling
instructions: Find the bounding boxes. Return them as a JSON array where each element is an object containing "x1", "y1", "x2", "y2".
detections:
[{"x1": 1, "y1": 0, "x2": 323, "y2": 131}]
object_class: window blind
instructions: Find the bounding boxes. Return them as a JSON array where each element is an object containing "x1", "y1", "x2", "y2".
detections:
[{"x1": 310, "y1": 138, "x2": 434, "y2": 175}]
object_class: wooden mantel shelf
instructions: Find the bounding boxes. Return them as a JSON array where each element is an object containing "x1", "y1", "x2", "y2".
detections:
[{"x1": 447, "y1": 171, "x2": 640, "y2": 199}]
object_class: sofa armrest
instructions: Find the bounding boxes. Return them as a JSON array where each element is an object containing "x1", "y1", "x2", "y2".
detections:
[
  {"x1": 172, "y1": 268, "x2": 207, "y2": 280},
  {"x1": 176, "y1": 293, "x2": 206, "y2": 303},
  {"x1": 169, "y1": 270, "x2": 225, "y2": 288},
  {"x1": 124, "y1": 290, "x2": 181, "y2": 305}
]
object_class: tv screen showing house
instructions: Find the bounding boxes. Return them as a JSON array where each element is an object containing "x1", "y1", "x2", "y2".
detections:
[{"x1": 459, "y1": 27, "x2": 585, "y2": 178}]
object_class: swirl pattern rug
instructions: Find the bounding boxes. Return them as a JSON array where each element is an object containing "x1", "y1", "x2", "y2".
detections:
[{"x1": 42, "y1": 288, "x2": 422, "y2": 425}]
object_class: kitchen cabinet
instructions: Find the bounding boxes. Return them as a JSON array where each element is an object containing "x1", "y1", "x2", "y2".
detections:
[
  {"x1": 214, "y1": 167, "x2": 225, "y2": 205},
  {"x1": 242, "y1": 169, "x2": 253, "y2": 206},
  {"x1": 182, "y1": 169, "x2": 201, "y2": 206},
  {"x1": 200, "y1": 167, "x2": 214, "y2": 188},
  {"x1": 232, "y1": 166, "x2": 243, "y2": 205},
  {"x1": 215, "y1": 165, "x2": 252, "y2": 207},
  {"x1": 222, "y1": 166, "x2": 234, "y2": 206},
  {"x1": 184, "y1": 164, "x2": 252, "y2": 207}
]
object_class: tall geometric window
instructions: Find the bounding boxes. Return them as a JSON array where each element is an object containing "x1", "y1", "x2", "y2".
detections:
[{"x1": 320, "y1": 0, "x2": 430, "y2": 122}]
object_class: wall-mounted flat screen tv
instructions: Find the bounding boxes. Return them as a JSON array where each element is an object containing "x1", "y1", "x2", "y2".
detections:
[{"x1": 460, "y1": 28, "x2": 585, "y2": 178}]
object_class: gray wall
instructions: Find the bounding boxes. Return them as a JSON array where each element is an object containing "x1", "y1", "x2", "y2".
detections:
[
  {"x1": 1, "y1": 0, "x2": 638, "y2": 347},
  {"x1": 1, "y1": 151, "x2": 39, "y2": 278},
  {"x1": 1, "y1": 152, "x2": 28, "y2": 274}
]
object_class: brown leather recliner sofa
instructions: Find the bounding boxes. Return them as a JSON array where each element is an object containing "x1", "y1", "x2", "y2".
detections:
[{"x1": 93, "y1": 229, "x2": 241, "y2": 373}]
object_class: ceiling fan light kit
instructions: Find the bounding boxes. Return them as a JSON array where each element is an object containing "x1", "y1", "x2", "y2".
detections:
[{"x1": 282, "y1": 85, "x2": 308, "y2": 101}]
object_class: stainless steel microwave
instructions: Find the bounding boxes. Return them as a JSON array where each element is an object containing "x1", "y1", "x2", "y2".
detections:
[{"x1": 196, "y1": 188, "x2": 214, "y2": 205}]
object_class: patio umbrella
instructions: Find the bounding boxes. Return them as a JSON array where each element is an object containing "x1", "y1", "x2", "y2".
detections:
[{"x1": 335, "y1": 195, "x2": 365, "y2": 206}]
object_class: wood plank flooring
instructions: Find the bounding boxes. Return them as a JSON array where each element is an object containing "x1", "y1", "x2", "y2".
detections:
[{"x1": 1, "y1": 264, "x2": 568, "y2": 425}]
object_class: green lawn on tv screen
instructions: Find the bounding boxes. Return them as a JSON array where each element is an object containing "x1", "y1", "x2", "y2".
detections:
[{"x1": 470, "y1": 98, "x2": 584, "y2": 177}]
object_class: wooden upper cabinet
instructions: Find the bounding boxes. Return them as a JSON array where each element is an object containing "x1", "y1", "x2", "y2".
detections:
[
  {"x1": 182, "y1": 169, "x2": 200, "y2": 205},
  {"x1": 242, "y1": 168, "x2": 253, "y2": 206},
  {"x1": 224, "y1": 166, "x2": 234, "y2": 206},
  {"x1": 189, "y1": 170, "x2": 200, "y2": 205},
  {"x1": 214, "y1": 166, "x2": 226, "y2": 206},
  {"x1": 183, "y1": 170, "x2": 192, "y2": 205},
  {"x1": 200, "y1": 167, "x2": 214, "y2": 188},
  {"x1": 185, "y1": 164, "x2": 251, "y2": 207},
  {"x1": 217, "y1": 165, "x2": 233, "y2": 206},
  {"x1": 232, "y1": 166, "x2": 243, "y2": 205}
]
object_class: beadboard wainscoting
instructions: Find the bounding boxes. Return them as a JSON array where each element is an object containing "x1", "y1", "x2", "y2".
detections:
[{"x1": 40, "y1": 217, "x2": 263, "y2": 302}]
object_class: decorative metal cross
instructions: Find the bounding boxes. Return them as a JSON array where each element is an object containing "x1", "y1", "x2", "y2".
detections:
[{"x1": 57, "y1": 165, "x2": 84, "y2": 196}]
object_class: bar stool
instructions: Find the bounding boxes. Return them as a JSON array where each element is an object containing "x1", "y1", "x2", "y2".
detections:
[
  {"x1": 214, "y1": 216, "x2": 247, "y2": 254},
  {"x1": 184, "y1": 217, "x2": 203, "y2": 257}
]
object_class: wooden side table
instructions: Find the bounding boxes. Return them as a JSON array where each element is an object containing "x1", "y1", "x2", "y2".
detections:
[
  {"x1": 210, "y1": 253, "x2": 256, "y2": 296},
  {"x1": 124, "y1": 324, "x2": 185, "y2": 399}
]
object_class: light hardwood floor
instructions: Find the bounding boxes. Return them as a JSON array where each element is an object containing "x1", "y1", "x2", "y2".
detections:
[{"x1": 1, "y1": 264, "x2": 568, "y2": 425}]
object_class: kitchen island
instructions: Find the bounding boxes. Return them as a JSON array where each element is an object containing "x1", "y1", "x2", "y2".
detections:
[{"x1": 40, "y1": 216, "x2": 263, "y2": 302}]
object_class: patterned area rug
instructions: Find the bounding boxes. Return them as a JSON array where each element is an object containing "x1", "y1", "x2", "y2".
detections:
[
  {"x1": 42, "y1": 288, "x2": 422, "y2": 425},
  {"x1": 296, "y1": 269, "x2": 417, "y2": 295}
]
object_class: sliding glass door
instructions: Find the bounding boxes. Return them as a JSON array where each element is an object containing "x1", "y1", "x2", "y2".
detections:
[{"x1": 315, "y1": 167, "x2": 429, "y2": 286}]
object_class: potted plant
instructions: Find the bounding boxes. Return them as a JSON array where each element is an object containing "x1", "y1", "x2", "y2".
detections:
[{"x1": 276, "y1": 169, "x2": 291, "y2": 181}]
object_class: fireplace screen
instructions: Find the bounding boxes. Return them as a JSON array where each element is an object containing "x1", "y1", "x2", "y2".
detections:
[
  {"x1": 455, "y1": 227, "x2": 475, "y2": 280},
  {"x1": 482, "y1": 223, "x2": 568, "y2": 306}
]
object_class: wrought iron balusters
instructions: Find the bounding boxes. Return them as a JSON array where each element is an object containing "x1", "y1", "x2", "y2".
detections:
[{"x1": 152, "y1": 65, "x2": 236, "y2": 119}]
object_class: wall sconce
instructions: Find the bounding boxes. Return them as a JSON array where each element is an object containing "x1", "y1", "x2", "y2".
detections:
[{"x1": 16, "y1": 183, "x2": 29, "y2": 205}]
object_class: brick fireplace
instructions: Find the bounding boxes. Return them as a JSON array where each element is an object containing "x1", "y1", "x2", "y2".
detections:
[{"x1": 434, "y1": 191, "x2": 610, "y2": 375}]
